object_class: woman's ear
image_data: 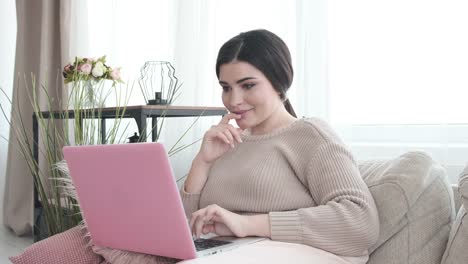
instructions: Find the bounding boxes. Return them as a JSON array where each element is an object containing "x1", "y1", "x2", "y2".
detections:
[{"x1": 278, "y1": 91, "x2": 286, "y2": 102}]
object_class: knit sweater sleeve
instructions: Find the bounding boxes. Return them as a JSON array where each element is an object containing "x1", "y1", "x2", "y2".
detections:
[
  {"x1": 269, "y1": 142, "x2": 380, "y2": 256},
  {"x1": 180, "y1": 187, "x2": 201, "y2": 218}
]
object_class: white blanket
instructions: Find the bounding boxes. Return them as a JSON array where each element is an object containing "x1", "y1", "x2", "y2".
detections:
[{"x1": 179, "y1": 240, "x2": 368, "y2": 264}]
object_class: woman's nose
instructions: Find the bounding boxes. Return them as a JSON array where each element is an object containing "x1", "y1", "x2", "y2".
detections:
[{"x1": 229, "y1": 89, "x2": 243, "y2": 106}]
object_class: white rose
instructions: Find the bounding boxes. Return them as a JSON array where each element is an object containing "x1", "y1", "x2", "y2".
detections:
[{"x1": 92, "y1": 61, "x2": 105, "y2": 77}]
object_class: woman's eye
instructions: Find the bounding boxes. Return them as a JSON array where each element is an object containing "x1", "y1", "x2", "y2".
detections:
[
  {"x1": 243, "y1": 83, "x2": 255, "y2": 89},
  {"x1": 222, "y1": 86, "x2": 230, "y2": 92}
]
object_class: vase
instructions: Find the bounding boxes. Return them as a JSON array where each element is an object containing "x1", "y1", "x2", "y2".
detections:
[
  {"x1": 83, "y1": 80, "x2": 105, "y2": 108},
  {"x1": 68, "y1": 80, "x2": 105, "y2": 109}
]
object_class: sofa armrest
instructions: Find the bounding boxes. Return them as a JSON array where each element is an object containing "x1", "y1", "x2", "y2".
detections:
[
  {"x1": 440, "y1": 164, "x2": 468, "y2": 264},
  {"x1": 452, "y1": 184, "x2": 461, "y2": 212}
]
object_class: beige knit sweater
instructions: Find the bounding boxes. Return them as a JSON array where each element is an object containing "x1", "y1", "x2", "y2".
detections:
[{"x1": 180, "y1": 117, "x2": 379, "y2": 257}]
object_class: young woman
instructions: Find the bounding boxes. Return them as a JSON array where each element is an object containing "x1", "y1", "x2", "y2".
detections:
[{"x1": 180, "y1": 29, "x2": 380, "y2": 263}]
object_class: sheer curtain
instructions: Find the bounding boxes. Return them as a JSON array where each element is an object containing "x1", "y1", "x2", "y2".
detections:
[
  {"x1": 76, "y1": 0, "x2": 327, "y2": 179},
  {"x1": 0, "y1": 0, "x2": 17, "y2": 226},
  {"x1": 327, "y1": 0, "x2": 468, "y2": 183}
]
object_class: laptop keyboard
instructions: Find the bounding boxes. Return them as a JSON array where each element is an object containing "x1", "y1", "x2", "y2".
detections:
[{"x1": 193, "y1": 238, "x2": 232, "y2": 251}]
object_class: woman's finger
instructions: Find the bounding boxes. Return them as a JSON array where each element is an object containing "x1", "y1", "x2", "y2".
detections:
[
  {"x1": 222, "y1": 130, "x2": 234, "y2": 147},
  {"x1": 225, "y1": 125, "x2": 243, "y2": 144},
  {"x1": 194, "y1": 216, "x2": 206, "y2": 238},
  {"x1": 216, "y1": 131, "x2": 231, "y2": 145},
  {"x1": 210, "y1": 214, "x2": 224, "y2": 223},
  {"x1": 204, "y1": 205, "x2": 226, "y2": 225},
  {"x1": 202, "y1": 224, "x2": 215, "y2": 235},
  {"x1": 189, "y1": 212, "x2": 204, "y2": 237},
  {"x1": 218, "y1": 113, "x2": 241, "y2": 125}
]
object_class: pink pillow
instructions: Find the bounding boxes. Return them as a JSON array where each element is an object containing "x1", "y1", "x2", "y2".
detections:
[
  {"x1": 92, "y1": 245, "x2": 178, "y2": 264},
  {"x1": 9, "y1": 226, "x2": 103, "y2": 264}
]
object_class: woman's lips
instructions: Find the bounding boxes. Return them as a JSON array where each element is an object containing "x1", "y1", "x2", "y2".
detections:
[{"x1": 232, "y1": 109, "x2": 253, "y2": 119}]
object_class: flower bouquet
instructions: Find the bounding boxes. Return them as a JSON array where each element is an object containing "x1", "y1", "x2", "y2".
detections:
[{"x1": 63, "y1": 56, "x2": 123, "y2": 108}]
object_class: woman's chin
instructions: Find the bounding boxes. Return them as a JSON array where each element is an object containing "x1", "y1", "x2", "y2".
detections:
[{"x1": 235, "y1": 119, "x2": 250, "y2": 130}]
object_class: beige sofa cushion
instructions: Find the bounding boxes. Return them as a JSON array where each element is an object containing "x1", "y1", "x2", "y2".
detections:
[
  {"x1": 452, "y1": 185, "x2": 461, "y2": 212},
  {"x1": 441, "y1": 165, "x2": 468, "y2": 264},
  {"x1": 359, "y1": 151, "x2": 455, "y2": 264}
]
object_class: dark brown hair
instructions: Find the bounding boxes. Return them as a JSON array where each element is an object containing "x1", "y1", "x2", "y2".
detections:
[{"x1": 215, "y1": 29, "x2": 296, "y2": 117}]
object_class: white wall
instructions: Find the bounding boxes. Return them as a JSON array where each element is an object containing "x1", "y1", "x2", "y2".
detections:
[{"x1": 0, "y1": 0, "x2": 17, "y2": 223}]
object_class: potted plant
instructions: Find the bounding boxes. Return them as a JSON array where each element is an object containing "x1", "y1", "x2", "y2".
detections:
[{"x1": 1, "y1": 57, "x2": 203, "y2": 241}]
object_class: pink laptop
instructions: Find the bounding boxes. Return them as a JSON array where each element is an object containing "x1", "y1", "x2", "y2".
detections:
[{"x1": 63, "y1": 142, "x2": 263, "y2": 260}]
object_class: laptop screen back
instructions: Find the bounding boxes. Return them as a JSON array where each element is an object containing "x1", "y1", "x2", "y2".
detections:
[{"x1": 63, "y1": 142, "x2": 196, "y2": 260}]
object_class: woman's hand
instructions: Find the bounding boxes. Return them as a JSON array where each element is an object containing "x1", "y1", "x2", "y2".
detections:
[
  {"x1": 197, "y1": 113, "x2": 244, "y2": 165},
  {"x1": 183, "y1": 113, "x2": 244, "y2": 194},
  {"x1": 190, "y1": 204, "x2": 248, "y2": 238},
  {"x1": 189, "y1": 204, "x2": 271, "y2": 239}
]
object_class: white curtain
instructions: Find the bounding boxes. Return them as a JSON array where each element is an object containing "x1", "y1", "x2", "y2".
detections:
[
  {"x1": 327, "y1": 0, "x2": 468, "y2": 183},
  {"x1": 69, "y1": 0, "x2": 468, "y2": 183},
  {"x1": 74, "y1": 0, "x2": 327, "y2": 181},
  {"x1": 80, "y1": 0, "x2": 327, "y2": 108},
  {"x1": 0, "y1": 0, "x2": 17, "y2": 225}
]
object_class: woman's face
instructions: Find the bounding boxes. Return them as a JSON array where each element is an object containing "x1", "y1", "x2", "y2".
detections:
[{"x1": 219, "y1": 61, "x2": 283, "y2": 130}]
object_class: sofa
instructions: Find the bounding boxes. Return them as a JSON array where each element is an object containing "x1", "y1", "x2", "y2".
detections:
[
  {"x1": 361, "y1": 151, "x2": 467, "y2": 264},
  {"x1": 9, "y1": 151, "x2": 468, "y2": 264}
]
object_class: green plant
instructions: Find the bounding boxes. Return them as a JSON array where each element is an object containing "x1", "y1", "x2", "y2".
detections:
[
  {"x1": 0, "y1": 72, "x2": 132, "y2": 240},
  {"x1": 0, "y1": 67, "x2": 205, "y2": 240}
]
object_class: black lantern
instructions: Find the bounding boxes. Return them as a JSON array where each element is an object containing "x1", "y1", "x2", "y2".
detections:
[{"x1": 138, "y1": 61, "x2": 181, "y2": 105}]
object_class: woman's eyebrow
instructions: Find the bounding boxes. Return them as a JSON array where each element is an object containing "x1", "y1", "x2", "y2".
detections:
[
  {"x1": 236, "y1": 77, "x2": 256, "y2": 83},
  {"x1": 219, "y1": 77, "x2": 257, "y2": 85}
]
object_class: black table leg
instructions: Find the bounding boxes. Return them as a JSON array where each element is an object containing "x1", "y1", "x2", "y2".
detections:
[
  {"x1": 101, "y1": 118, "x2": 106, "y2": 144},
  {"x1": 152, "y1": 117, "x2": 157, "y2": 142},
  {"x1": 132, "y1": 112, "x2": 147, "y2": 142},
  {"x1": 32, "y1": 114, "x2": 39, "y2": 204},
  {"x1": 32, "y1": 114, "x2": 41, "y2": 242}
]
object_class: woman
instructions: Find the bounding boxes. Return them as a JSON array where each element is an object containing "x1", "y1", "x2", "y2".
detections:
[
  {"x1": 10, "y1": 29, "x2": 378, "y2": 264},
  {"x1": 179, "y1": 29, "x2": 380, "y2": 263}
]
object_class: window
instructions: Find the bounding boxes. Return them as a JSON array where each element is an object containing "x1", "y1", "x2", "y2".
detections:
[
  {"x1": 327, "y1": 0, "x2": 468, "y2": 182},
  {"x1": 328, "y1": 0, "x2": 468, "y2": 125}
]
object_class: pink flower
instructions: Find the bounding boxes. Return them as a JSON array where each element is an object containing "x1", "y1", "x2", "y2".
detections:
[
  {"x1": 64, "y1": 64, "x2": 72, "y2": 72},
  {"x1": 80, "y1": 63, "x2": 92, "y2": 75},
  {"x1": 110, "y1": 67, "x2": 121, "y2": 81}
]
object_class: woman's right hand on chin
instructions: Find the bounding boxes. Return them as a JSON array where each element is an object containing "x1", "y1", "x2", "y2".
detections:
[
  {"x1": 197, "y1": 113, "x2": 244, "y2": 165},
  {"x1": 184, "y1": 113, "x2": 244, "y2": 194}
]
